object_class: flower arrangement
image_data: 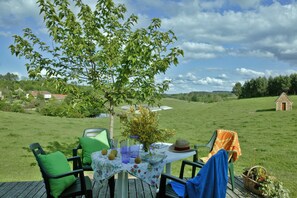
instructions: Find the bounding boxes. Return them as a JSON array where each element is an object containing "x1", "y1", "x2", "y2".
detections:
[
  {"x1": 242, "y1": 166, "x2": 290, "y2": 198},
  {"x1": 119, "y1": 106, "x2": 175, "y2": 152}
]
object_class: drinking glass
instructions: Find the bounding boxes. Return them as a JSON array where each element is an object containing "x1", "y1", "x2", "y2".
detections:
[{"x1": 120, "y1": 140, "x2": 130, "y2": 164}]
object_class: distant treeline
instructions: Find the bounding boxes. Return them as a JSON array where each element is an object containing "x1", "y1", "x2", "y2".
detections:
[
  {"x1": 0, "y1": 73, "x2": 61, "y2": 94},
  {"x1": 164, "y1": 91, "x2": 236, "y2": 103},
  {"x1": 0, "y1": 73, "x2": 104, "y2": 118},
  {"x1": 232, "y1": 74, "x2": 297, "y2": 98}
]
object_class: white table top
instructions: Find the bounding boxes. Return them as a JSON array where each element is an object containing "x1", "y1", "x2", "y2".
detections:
[
  {"x1": 151, "y1": 142, "x2": 196, "y2": 164},
  {"x1": 91, "y1": 142, "x2": 196, "y2": 187}
]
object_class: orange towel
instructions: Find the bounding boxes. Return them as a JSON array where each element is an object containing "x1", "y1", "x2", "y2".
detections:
[{"x1": 201, "y1": 129, "x2": 241, "y2": 163}]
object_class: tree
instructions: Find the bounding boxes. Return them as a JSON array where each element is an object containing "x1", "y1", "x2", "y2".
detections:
[
  {"x1": 10, "y1": 0, "x2": 183, "y2": 138},
  {"x1": 232, "y1": 82, "x2": 242, "y2": 97},
  {"x1": 289, "y1": 73, "x2": 297, "y2": 95},
  {"x1": 254, "y1": 77, "x2": 268, "y2": 97}
]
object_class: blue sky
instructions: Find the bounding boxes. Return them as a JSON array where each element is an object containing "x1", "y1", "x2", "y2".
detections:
[{"x1": 1, "y1": 0, "x2": 297, "y2": 93}]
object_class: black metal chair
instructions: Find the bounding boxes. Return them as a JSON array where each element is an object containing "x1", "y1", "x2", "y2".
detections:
[
  {"x1": 73, "y1": 128, "x2": 115, "y2": 198},
  {"x1": 158, "y1": 160, "x2": 203, "y2": 197},
  {"x1": 29, "y1": 143, "x2": 92, "y2": 198},
  {"x1": 158, "y1": 150, "x2": 229, "y2": 198}
]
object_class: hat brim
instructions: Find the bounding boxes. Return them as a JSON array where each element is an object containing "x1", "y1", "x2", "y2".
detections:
[{"x1": 168, "y1": 144, "x2": 193, "y2": 153}]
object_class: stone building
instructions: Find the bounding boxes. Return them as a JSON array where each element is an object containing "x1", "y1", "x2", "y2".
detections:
[{"x1": 275, "y1": 92, "x2": 293, "y2": 111}]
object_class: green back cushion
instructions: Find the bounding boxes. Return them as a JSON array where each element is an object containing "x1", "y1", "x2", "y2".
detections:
[
  {"x1": 38, "y1": 151, "x2": 76, "y2": 198},
  {"x1": 91, "y1": 130, "x2": 110, "y2": 148},
  {"x1": 79, "y1": 137, "x2": 110, "y2": 165}
]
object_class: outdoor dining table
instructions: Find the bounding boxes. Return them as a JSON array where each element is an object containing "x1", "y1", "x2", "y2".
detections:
[{"x1": 91, "y1": 142, "x2": 196, "y2": 198}]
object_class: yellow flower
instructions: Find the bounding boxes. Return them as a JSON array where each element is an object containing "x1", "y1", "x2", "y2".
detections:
[{"x1": 119, "y1": 106, "x2": 175, "y2": 151}]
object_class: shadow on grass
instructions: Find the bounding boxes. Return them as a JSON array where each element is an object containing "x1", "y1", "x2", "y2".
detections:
[
  {"x1": 45, "y1": 141, "x2": 79, "y2": 156},
  {"x1": 23, "y1": 140, "x2": 79, "y2": 166},
  {"x1": 256, "y1": 108, "x2": 275, "y2": 112}
]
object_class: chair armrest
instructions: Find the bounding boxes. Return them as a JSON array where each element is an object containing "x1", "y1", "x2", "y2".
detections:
[
  {"x1": 161, "y1": 173, "x2": 187, "y2": 184},
  {"x1": 194, "y1": 144, "x2": 209, "y2": 148},
  {"x1": 47, "y1": 168, "x2": 84, "y2": 179},
  {"x1": 72, "y1": 144, "x2": 82, "y2": 171},
  {"x1": 67, "y1": 155, "x2": 81, "y2": 161},
  {"x1": 67, "y1": 156, "x2": 83, "y2": 170},
  {"x1": 179, "y1": 160, "x2": 203, "y2": 179},
  {"x1": 226, "y1": 150, "x2": 235, "y2": 162},
  {"x1": 159, "y1": 173, "x2": 186, "y2": 197},
  {"x1": 73, "y1": 144, "x2": 82, "y2": 156},
  {"x1": 193, "y1": 144, "x2": 211, "y2": 163}
]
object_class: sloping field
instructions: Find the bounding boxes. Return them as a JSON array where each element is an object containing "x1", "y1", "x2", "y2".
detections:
[{"x1": 0, "y1": 96, "x2": 296, "y2": 196}]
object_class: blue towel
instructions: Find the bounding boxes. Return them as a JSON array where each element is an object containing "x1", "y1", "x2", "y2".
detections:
[
  {"x1": 185, "y1": 149, "x2": 228, "y2": 198},
  {"x1": 170, "y1": 149, "x2": 228, "y2": 198},
  {"x1": 170, "y1": 181, "x2": 185, "y2": 197}
]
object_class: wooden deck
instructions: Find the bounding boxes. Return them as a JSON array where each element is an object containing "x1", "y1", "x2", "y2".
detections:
[{"x1": 0, "y1": 176, "x2": 259, "y2": 198}]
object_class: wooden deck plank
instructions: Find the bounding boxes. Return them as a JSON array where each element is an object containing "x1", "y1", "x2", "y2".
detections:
[
  {"x1": 18, "y1": 181, "x2": 42, "y2": 198},
  {"x1": 4, "y1": 181, "x2": 32, "y2": 198},
  {"x1": 94, "y1": 180, "x2": 109, "y2": 198},
  {"x1": 135, "y1": 178, "x2": 145, "y2": 198},
  {"x1": 128, "y1": 179, "x2": 137, "y2": 198},
  {"x1": 0, "y1": 182, "x2": 18, "y2": 197},
  {"x1": 0, "y1": 176, "x2": 260, "y2": 198}
]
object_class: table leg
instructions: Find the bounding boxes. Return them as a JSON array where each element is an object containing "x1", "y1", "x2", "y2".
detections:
[
  {"x1": 117, "y1": 171, "x2": 128, "y2": 198},
  {"x1": 165, "y1": 163, "x2": 171, "y2": 175},
  {"x1": 164, "y1": 163, "x2": 172, "y2": 185}
]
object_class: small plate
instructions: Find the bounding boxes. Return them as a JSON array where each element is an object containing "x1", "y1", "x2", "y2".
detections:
[{"x1": 142, "y1": 153, "x2": 166, "y2": 164}]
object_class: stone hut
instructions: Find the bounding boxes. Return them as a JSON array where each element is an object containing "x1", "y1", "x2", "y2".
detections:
[{"x1": 275, "y1": 92, "x2": 293, "y2": 111}]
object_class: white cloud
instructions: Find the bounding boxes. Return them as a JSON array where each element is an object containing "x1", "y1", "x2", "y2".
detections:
[
  {"x1": 180, "y1": 42, "x2": 225, "y2": 59},
  {"x1": 160, "y1": 2, "x2": 297, "y2": 65},
  {"x1": 0, "y1": 0, "x2": 40, "y2": 28},
  {"x1": 186, "y1": 72, "x2": 197, "y2": 81},
  {"x1": 218, "y1": 73, "x2": 228, "y2": 79},
  {"x1": 236, "y1": 68, "x2": 265, "y2": 78},
  {"x1": 0, "y1": 31, "x2": 11, "y2": 37},
  {"x1": 173, "y1": 73, "x2": 224, "y2": 86},
  {"x1": 181, "y1": 42, "x2": 224, "y2": 52},
  {"x1": 194, "y1": 77, "x2": 224, "y2": 85},
  {"x1": 229, "y1": 0, "x2": 261, "y2": 9}
]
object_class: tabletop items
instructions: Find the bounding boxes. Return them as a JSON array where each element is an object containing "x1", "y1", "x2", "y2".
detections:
[
  {"x1": 91, "y1": 147, "x2": 167, "y2": 187},
  {"x1": 91, "y1": 142, "x2": 196, "y2": 198},
  {"x1": 168, "y1": 139, "x2": 193, "y2": 153}
]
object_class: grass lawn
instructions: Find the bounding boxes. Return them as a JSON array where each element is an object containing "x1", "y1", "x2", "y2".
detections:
[{"x1": 1, "y1": 96, "x2": 296, "y2": 196}]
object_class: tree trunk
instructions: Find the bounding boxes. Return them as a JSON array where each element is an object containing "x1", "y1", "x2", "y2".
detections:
[{"x1": 109, "y1": 104, "x2": 114, "y2": 139}]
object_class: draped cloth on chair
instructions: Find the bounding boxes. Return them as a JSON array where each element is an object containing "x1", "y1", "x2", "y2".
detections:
[
  {"x1": 170, "y1": 149, "x2": 229, "y2": 198},
  {"x1": 201, "y1": 129, "x2": 241, "y2": 163}
]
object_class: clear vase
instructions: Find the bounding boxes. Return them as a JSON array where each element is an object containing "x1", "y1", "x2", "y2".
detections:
[{"x1": 142, "y1": 142, "x2": 150, "y2": 153}]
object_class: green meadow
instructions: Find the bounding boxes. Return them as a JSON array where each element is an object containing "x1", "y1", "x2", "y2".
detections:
[{"x1": 1, "y1": 96, "x2": 296, "y2": 197}]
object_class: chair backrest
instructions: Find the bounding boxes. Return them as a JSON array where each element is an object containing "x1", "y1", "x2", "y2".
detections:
[
  {"x1": 205, "y1": 130, "x2": 217, "y2": 152},
  {"x1": 209, "y1": 129, "x2": 241, "y2": 162},
  {"x1": 30, "y1": 142, "x2": 46, "y2": 157},
  {"x1": 82, "y1": 127, "x2": 111, "y2": 147},
  {"x1": 29, "y1": 143, "x2": 52, "y2": 197},
  {"x1": 186, "y1": 149, "x2": 228, "y2": 198}
]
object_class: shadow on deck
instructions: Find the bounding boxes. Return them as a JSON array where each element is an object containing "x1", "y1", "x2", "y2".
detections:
[{"x1": 0, "y1": 176, "x2": 260, "y2": 198}]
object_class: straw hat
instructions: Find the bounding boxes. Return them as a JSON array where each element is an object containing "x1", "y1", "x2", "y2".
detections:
[{"x1": 169, "y1": 139, "x2": 191, "y2": 152}]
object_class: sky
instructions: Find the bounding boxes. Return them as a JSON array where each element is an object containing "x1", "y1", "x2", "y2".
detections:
[{"x1": 1, "y1": 0, "x2": 297, "y2": 94}]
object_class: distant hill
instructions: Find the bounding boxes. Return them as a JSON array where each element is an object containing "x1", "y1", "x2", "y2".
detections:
[{"x1": 163, "y1": 91, "x2": 236, "y2": 103}]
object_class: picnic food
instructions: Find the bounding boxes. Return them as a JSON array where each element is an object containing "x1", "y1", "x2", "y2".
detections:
[
  {"x1": 101, "y1": 149, "x2": 108, "y2": 155},
  {"x1": 135, "y1": 156, "x2": 141, "y2": 164},
  {"x1": 108, "y1": 153, "x2": 115, "y2": 160},
  {"x1": 111, "y1": 149, "x2": 118, "y2": 157}
]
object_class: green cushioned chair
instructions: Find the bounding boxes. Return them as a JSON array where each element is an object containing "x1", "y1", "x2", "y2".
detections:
[
  {"x1": 73, "y1": 128, "x2": 115, "y2": 198},
  {"x1": 29, "y1": 143, "x2": 92, "y2": 198}
]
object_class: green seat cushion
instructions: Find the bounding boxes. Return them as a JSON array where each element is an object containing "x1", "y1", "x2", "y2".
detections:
[
  {"x1": 91, "y1": 130, "x2": 110, "y2": 148},
  {"x1": 38, "y1": 151, "x2": 76, "y2": 198},
  {"x1": 79, "y1": 137, "x2": 110, "y2": 165}
]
